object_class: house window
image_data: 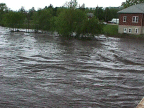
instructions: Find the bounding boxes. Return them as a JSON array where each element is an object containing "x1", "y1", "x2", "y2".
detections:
[
  {"x1": 123, "y1": 16, "x2": 127, "y2": 22},
  {"x1": 128, "y1": 28, "x2": 132, "y2": 33},
  {"x1": 135, "y1": 28, "x2": 138, "y2": 33},
  {"x1": 124, "y1": 28, "x2": 127, "y2": 33},
  {"x1": 132, "y1": 16, "x2": 139, "y2": 23}
]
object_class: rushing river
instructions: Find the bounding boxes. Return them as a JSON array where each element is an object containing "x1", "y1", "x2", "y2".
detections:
[{"x1": 0, "y1": 26, "x2": 144, "y2": 108}]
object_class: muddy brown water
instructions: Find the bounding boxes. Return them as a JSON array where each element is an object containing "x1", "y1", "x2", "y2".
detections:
[{"x1": 0, "y1": 26, "x2": 144, "y2": 108}]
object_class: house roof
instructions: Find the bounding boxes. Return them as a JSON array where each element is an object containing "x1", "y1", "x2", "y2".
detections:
[{"x1": 118, "y1": 3, "x2": 144, "y2": 13}]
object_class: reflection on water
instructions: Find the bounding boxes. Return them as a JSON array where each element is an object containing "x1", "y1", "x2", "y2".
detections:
[{"x1": 0, "y1": 26, "x2": 144, "y2": 108}]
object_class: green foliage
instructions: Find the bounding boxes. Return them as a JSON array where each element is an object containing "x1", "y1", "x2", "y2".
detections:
[
  {"x1": 76, "y1": 16, "x2": 103, "y2": 37},
  {"x1": 55, "y1": 8, "x2": 87, "y2": 37},
  {"x1": 104, "y1": 7, "x2": 120, "y2": 22},
  {"x1": 55, "y1": 9, "x2": 75, "y2": 36},
  {"x1": 85, "y1": 8, "x2": 95, "y2": 13},
  {"x1": 32, "y1": 8, "x2": 53, "y2": 31},
  {"x1": 55, "y1": 8, "x2": 103, "y2": 38},
  {"x1": 93, "y1": 6, "x2": 121, "y2": 22},
  {"x1": 28, "y1": 7, "x2": 36, "y2": 20},
  {"x1": 0, "y1": 2, "x2": 121, "y2": 39},
  {"x1": 49, "y1": 16, "x2": 57, "y2": 32},
  {"x1": 94, "y1": 7, "x2": 104, "y2": 21},
  {"x1": 122, "y1": 0, "x2": 144, "y2": 8},
  {"x1": 18, "y1": 6, "x2": 26, "y2": 13},
  {"x1": 0, "y1": 3, "x2": 8, "y2": 25},
  {"x1": 2, "y1": 11, "x2": 26, "y2": 28},
  {"x1": 85, "y1": 17, "x2": 103, "y2": 35},
  {"x1": 54, "y1": 7, "x2": 66, "y2": 16},
  {"x1": 63, "y1": 0, "x2": 78, "y2": 9},
  {"x1": 0, "y1": 3, "x2": 8, "y2": 13}
]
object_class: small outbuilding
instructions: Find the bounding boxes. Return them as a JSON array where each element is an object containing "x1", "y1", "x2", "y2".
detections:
[{"x1": 87, "y1": 13, "x2": 94, "y2": 19}]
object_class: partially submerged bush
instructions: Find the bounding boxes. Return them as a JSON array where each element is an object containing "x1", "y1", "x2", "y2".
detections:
[{"x1": 55, "y1": 9, "x2": 103, "y2": 38}]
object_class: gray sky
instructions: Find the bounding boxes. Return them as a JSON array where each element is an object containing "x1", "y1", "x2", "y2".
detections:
[{"x1": 0, "y1": 0, "x2": 126, "y2": 10}]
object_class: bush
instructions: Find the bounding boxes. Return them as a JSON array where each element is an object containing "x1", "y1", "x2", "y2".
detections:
[
  {"x1": 54, "y1": 8, "x2": 87, "y2": 37},
  {"x1": 55, "y1": 8, "x2": 103, "y2": 38}
]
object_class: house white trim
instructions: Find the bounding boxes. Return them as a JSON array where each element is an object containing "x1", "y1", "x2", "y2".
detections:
[
  {"x1": 135, "y1": 28, "x2": 139, "y2": 33},
  {"x1": 132, "y1": 16, "x2": 139, "y2": 23},
  {"x1": 128, "y1": 28, "x2": 132, "y2": 33},
  {"x1": 124, "y1": 28, "x2": 127, "y2": 33}
]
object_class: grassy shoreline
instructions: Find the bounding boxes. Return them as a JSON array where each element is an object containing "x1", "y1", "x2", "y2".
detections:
[
  {"x1": 2, "y1": 24, "x2": 144, "y2": 39},
  {"x1": 103, "y1": 24, "x2": 144, "y2": 39}
]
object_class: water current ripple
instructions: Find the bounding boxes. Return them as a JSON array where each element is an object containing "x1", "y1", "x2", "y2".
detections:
[{"x1": 0, "y1": 26, "x2": 144, "y2": 108}]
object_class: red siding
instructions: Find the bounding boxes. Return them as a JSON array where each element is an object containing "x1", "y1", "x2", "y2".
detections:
[
  {"x1": 143, "y1": 14, "x2": 144, "y2": 26},
  {"x1": 119, "y1": 13, "x2": 144, "y2": 26}
]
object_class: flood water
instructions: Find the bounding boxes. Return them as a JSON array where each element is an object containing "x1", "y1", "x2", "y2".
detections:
[{"x1": 0, "y1": 26, "x2": 144, "y2": 108}]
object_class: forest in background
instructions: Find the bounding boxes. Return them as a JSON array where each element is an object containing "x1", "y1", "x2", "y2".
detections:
[{"x1": 0, "y1": 1, "x2": 122, "y2": 38}]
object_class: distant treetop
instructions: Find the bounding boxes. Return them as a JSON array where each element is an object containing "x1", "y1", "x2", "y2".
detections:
[{"x1": 121, "y1": 0, "x2": 144, "y2": 8}]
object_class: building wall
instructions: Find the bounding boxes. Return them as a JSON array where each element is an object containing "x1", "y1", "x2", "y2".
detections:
[
  {"x1": 118, "y1": 25, "x2": 143, "y2": 35},
  {"x1": 119, "y1": 13, "x2": 143, "y2": 26}
]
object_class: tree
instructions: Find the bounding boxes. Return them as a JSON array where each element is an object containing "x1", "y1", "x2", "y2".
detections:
[
  {"x1": 2, "y1": 11, "x2": 25, "y2": 29},
  {"x1": 104, "y1": 8, "x2": 111, "y2": 22},
  {"x1": 63, "y1": 0, "x2": 78, "y2": 9},
  {"x1": 94, "y1": 6, "x2": 104, "y2": 21},
  {"x1": 48, "y1": 4, "x2": 54, "y2": 9},
  {"x1": 28, "y1": 7, "x2": 36, "y2": 20},
  {"x1": 55, "y1": 7, "x2": 66, "y2": 16},
  {"x1": 18, "y1": 6, "x2": 26, "y2": 13},
  {"x1": 53, "y1": 7, "x2": 58, "y2": 16},
  {"x1": 55, "y1": 8, "x2": 103, "y2": 38},
  {"x1": 0, "y1": 3, "x2": 8, "y2": 25},
  {"x1": 85, "y1": 7, "x2": 95, "y2": 13},
  {"x1": 104, "y1": 7, "x2": 120, "y2": 22},
  {"x1": 76, "y1": 16, "x2": 103, "y2": 37},
  {"x1": 32, "y1": 8, "x2": 53, "y2": 31},
  {"x1": 122, "y1": 0, "x2": 144, "y2": 8},
  {"x1": 0, "y1": 3, "x2": 8, "y2": 12},
  {"x1": 55, "y1": 8, "x2": 87, "y2": 37}
]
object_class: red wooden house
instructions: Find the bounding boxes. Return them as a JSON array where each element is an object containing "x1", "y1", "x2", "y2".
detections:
[{"x1": 118, "y1": 3, "x2": 144, "y2": 35}]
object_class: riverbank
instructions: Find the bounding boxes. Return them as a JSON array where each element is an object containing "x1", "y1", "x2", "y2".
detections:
[
  {"x1": 2, "y1": 25, "x2": 144, "y2": 40},
  {"x1": 103, "y1": 24, "x2": 144, "y2": 39},
  {"x1": 103, "y1": 24, "x2": 118, "y2": 36}
]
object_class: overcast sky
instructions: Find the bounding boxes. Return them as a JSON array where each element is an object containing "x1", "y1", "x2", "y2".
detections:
[{"x1": 0, "y1": 0, "x2": 126, "y2": 11}]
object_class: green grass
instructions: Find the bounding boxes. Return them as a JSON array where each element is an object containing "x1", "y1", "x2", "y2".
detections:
[
  {"x1": 103, "y1": 24, "x2": 118, "y2": 36},
  {"x1": 103, "y1": 24, "x2": 144, "y2": 39}
]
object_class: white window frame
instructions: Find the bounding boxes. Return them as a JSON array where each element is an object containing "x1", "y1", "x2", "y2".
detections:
[
  {"x1": 132, "y1": 16, "x2": 139, "y2": 23},
  {"x1": 123, "y1": 16, "x2": 127, "y2": 22},
  {"x1": 124, "y1": 28, "x2": 127, "y2": 33},
  {"x1": 135, "y1": 28, "x2": 138, "y2": 33},
  {"x1": 128, "y1": 28, "x2": 132, "y2": 33}
]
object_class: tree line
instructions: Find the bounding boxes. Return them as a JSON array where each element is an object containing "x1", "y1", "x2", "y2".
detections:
[{"x1": 0, "y1": 1, "x2": 123, "y2": 38}]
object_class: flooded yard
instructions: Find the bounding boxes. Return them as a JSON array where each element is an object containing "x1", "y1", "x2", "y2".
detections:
[{"x1": 0, "y1": 26, "x2": 144, "y2": 108}]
